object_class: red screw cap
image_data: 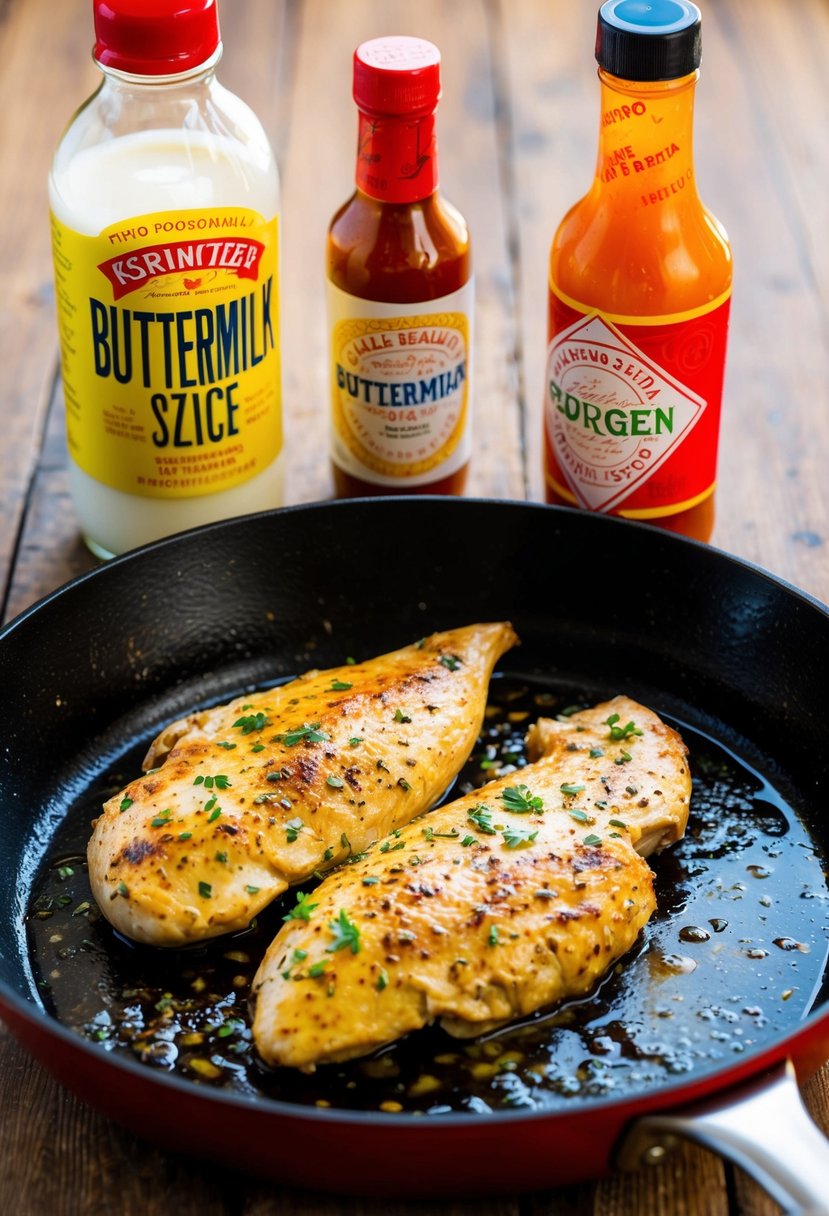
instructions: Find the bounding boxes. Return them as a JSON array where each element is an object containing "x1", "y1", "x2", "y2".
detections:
[
  {"x1": 93, "y1": 0, "x2": 221, "y2": 76},
  {"x1": 353, "y1": 36, "x2": 441, "y2": 117}
]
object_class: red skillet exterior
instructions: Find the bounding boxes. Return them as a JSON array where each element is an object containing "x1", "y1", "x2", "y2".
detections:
[
  {"x1": 2, "y1": 994, "x2": 828, "y2": 1196},
  {"x1": 0, "y1": 499, "x2": 827, "y2": 1194}
]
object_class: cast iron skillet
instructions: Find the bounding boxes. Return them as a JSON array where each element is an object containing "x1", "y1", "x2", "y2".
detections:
[{"x1": 1, "y1": 499, "x2": 828, "y2": 1211}]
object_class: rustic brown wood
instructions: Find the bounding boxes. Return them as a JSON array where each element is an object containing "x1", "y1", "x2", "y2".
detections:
[{"x1": 1, "y1": 0, "x2": 828, "y2": 1212}]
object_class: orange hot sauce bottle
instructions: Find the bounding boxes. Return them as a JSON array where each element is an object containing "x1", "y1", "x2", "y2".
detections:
[
  {"x1": 543, "y1": 0, "x2": 732, "y2": 541},
  {"x1": 327, "y1": 36, "x2": 472, "y2": 498}
]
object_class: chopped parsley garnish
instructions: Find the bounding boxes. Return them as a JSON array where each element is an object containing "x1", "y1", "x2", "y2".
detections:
[
  {"x1": 348, "y1": 737, "x2": 363, "y2": 747},
  {"x1": 568, "y1": 808, "x2": 592, "y2": 824},
  {"x1": 198, "y1": 881, "x2": 212, "y2": 899},
  {"x1": 608, "y1": 818, "x2": 628, "y2": 829},
  {"x1": 422, "y1": 826, "x2": 460, "y2": 841},
  {"x1": 502, "y1": 825, "x2": 539, "y2": 849},
  {"x1": 589, "y1": 747, "x2": 604, "y2": 758},
  {"x1": 57, "y1": 866, "x2": 74, "y2": 880},
  {"x1": 326, "y1": 909, "x2": 361, "y2": 955},
  {"x1": 245, "y1": 885, "x2": 260, "y2": 895},
  {"x1": 560, "y1": 782, "x2": 586, "y2": 796},
  {"x1": 274, "y1": 722, "x2": 330, "y2": 747},
  {"x1": 216, "y1": 741, "x2": 237, "y2": 750},
  {"x1": 439, "y1": 654, "x2": 462, "y2": 671},
  {"x1": 461, "y1": 834, "x2": 477, "y2": 847},
  {"x1": 376, "y1": 968, "x2": 389, "y2": 992},
  {"x1": 208, "y1": 807, "x2": 222, "y2": 823},
  {"x1": 583, "y1": 834, "x2": 603, "y2": 847},
  {"x1": 193, "y1": 774, "x2": 231, "y2": 789},
  {"x1": 326, "y1": 775, "x2": 344, "y2": 788},
  {"x1": 394, "y1": 708, "x2": 412, "y2": 723},
  {"x1": 397, "y1": 778, "x2": 412, "y2": 792},
  {"x1": 150, "y1": 809, "x2": 172, "y2": 828},
  {"x1": 204, "y1": 795, "x2": 217, "y2": 812},
  {"x1": 285, "y1": 817, "x2": 304, "y2": 843},
  {"x1": 233, "y1": 711, "x2": 269, "y2": 735},
  {"x1": 362, "y1": 875, "x2": 380, "y2": 886},
  {"x1": 119, "y1": 797, "x2": 133, "y2": 813},
  {"x1": 282, "y1": 891, "x2": 319, "y2": 922},
  {"x1": 605, "y1": 713, "x2": 643, "y2": 741},
  {"x1": 488, "y1": 925, "x2": 500, "y2": 946},
  {"x1": 215, "y1": 851, "x2": 228, "y2": 864},
  {"x1": 328, "y1": 680, "x2": 352, "y2": 692},
  {"x1": 467, "y1": 805, "x2": 497, "y2": 835},
  {"x1": 501, "y1": 784, "x2": 544, "y2": 813},
  {"x1": 615, "y1": 751, "x2": 633, "y2": 765},
  {"x1": 116, "y1": 881, "x2": 129, "y2": 897},
  {"x1": 308, "y1": 961, "x2": 329, "y2": 978}
]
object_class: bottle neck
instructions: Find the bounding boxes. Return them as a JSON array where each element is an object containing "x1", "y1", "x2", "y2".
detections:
[
  {"x1": 355, "y1": 109, "x2": 439, "y2": 204},
  {"x1": 594, "y1": 69, "x2": 699, "y2": 202},
  {"x1": 97, "y1": 47, "x2": 222, "y2": 92}
]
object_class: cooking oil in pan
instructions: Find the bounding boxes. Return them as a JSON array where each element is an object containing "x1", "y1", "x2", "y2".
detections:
[{"x1": 26, "y1": 676, "x2": 829, "y2": 1114}]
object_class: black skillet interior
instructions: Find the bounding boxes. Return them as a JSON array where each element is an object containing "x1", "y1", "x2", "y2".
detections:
[{"x1": 2, "y1": 497, "x2": 828, "y2": 1115}]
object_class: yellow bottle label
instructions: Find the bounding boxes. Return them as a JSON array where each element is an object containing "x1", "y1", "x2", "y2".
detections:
[
  {"x1": 50, "y1": 207, "x2": 282, "y2": 499},
  {"x1": 327, "y1": 280, "x2": 473, "y2": 487}
]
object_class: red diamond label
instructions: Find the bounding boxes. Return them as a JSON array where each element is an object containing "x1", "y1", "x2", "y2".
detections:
[{"x1": 545, "y1": 312, "x2": 707, "y2": 513}]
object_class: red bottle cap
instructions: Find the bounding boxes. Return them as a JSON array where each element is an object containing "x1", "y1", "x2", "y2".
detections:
[
  {"x1": 353, "y1": 36, "x2": 441, "y2": 117},
  {"x1": 93, "y1": 0, "x2": 221, "y2": 76}
]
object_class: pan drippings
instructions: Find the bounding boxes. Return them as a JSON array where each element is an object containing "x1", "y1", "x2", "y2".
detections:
[{"x1": 26, "y1": 677, "x2": 829, "y2": 1114}]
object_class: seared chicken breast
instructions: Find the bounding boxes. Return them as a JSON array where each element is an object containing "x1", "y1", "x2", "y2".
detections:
[
  {"x1": 88, "y1": 622, "x2": 517, "y2": 946},
  {"x1": 251, "y1": 696, "x2": 690, "y2": 1070}
]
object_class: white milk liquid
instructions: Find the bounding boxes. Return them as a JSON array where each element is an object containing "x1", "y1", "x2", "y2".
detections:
[{"x1": 50, "y1": 129, "x2": 284, "y2": 558}]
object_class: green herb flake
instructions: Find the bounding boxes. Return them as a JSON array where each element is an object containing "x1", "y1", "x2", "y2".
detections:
[
  {"x1": 275, "y1": 722, "x2": 330, "y2": 747},
  {"x1": 348, "y1": 737, "x2": 363, "y2": 747},
  {"x1": 326, "y1": 775, "x2": 345, "y2": 789},
  {"x1": 376, "y1": 968, "x2": 389, "y2": 992},
  {"x1": 583, "y1": 834, "x2": 603, "y2": 847},
  {"x1": 216, "y1": 741, "x2": 237, "y2": 751},
  {"x1": 461, "y1": 834, "x2": 478, "y2": 847},
  {"x1": 308, "y1": 961, "x2": 329, "y2": 979},
  {"x1": 362, "y1": 875, "x2": 380, "y2": 886},
  {"x1": 285, "y1": 817, "x2": 304, "y2": 843},
  {"x1": 589, "y1": 747, "x2": 604, "y2": 758},
  {"x1": 488, "y1": 925, "x2": 500, "y2": 947},
  {"x1": 116, "y1": 881, "x2": 129, "y2": 898},
  {"x1": 328, "y1": 680, "x2": 353, "y2": 692},
  {"x1": 397, "y1": 778, "x2": 412, "y2": 792},
  {"x1": 394, "y1": 708, "x2": 412, "y2": 724},
  {"x1": 208, "y1": 807, "x2": 222, "y2": 823},
  {"x1": 57, "y1": 865, "x2": 74, "y2": 880},
  {"x1": 608, "y1": 818, "x2": 628, "y2": 829},
  {"x1": 467, "y1": 805, "x2": 497, "y2": 835},
  {"x1": 326, "y1": 908, "x2": 361, "y2": 955},
  {"x1": 502, "y1": 825, "x2": 539, "y2": 849},
  {"x1": 615, "y1": 751, "x2": 633, "y2": 765},
  {"x1": 560, "y1": 782, "x2": 586, "y2": 796},
  {"x1": 322, "y1": 847, "x2": 335, "y2": 862},
  {"x1": 605, "y1": 714, "x2": 644, "y2": 742},
  {"x1": 568, "y1": 808, "x2": 592, "y2": 824},
  {"x1": 245, "y1": 885, "x2": 260, "y2": 895},
  {"x1": 198, "y1": 881, "x2": 212, "y2": 899},
  {"x1": 501, "y1": 784, "x2": 544, "y2": 814},
  {"x1": 215, "y1": 850, "x2": 228, "y2": 864},
  {"x1": 422, "y1": 827, "x2": 460, "y2": 841},
  {"x1": 119, "y1": 797, "x2": 133, "y2": 813},
  {"x1": 150, "y1": 809, "x2": 172, "y2": 828},
  {"x1": 439, "y1": 654, "x2": 462, "y2": 672},
  {"x1": 233, "y1": 711, "x2": 270, "y2": 735},
  {"x1": 283, "y1": 891, "x2": 319, "y2": 922}
]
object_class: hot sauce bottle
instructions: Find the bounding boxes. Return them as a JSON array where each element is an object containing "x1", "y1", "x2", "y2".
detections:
[
  {"x1": 543, "y1": 0, "x2": 732, "y2": 541},
  {"x1": 327, "y1": 36, "x2": 472, "y2": 497}
]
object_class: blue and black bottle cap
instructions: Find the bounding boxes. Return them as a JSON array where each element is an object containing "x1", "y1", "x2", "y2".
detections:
[{"x1": 596, "y1": 0, "x2": 702, "y2": 81}]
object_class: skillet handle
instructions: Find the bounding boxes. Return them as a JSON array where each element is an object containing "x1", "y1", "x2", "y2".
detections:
[{"x1": 615, "y1": 1060, "x2": 829, "y2": 1215}]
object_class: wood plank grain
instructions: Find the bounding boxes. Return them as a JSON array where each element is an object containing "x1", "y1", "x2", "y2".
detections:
[{"x1": 0, "y1": 0, "x2": 97, "y2": 606}]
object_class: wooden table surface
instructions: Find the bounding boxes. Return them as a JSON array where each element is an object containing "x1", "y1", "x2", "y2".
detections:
[{"x1": 2, "y1": 0, "x2": 828, "y2": 1211}]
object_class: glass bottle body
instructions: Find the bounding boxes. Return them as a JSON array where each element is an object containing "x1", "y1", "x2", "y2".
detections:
[
  {"x1": 50, "y1": 61, "x2": 283, "y2": 557},
  {"x1": 544, "y1": 70, "x2": 732, "y2": 541}
]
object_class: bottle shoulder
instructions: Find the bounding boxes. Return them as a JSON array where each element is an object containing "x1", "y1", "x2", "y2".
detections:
[
  {"x1": 50, "y1": 74, "x2": 279, "y2": 232},
  {"x1": 550, "y1": 186, "x2": 732, "y2": 315},
  {"x1": 327, "y1": 190, "x2": 471, "y2": 302}
]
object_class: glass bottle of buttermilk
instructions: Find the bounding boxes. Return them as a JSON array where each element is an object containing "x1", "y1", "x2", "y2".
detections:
[
  {"x1": 327, "y1": 36, "x2": 472, "y2": 497},
  {"x1": 49, "y1": 0, "x2": 283, "y2": 558},
  {"x1": 543, "y1": 0, "x2": 732, "y2": 541}
]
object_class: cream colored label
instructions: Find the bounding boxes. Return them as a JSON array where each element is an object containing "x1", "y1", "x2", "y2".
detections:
[
  {"x1": 50, "y1": 207, "x2": 282, "y2": 499},
  {"x1": 328, "y1": 280, "x2": 472, "y2": 486}
]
